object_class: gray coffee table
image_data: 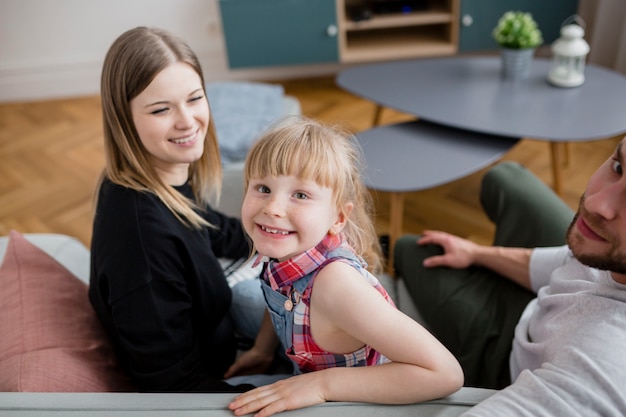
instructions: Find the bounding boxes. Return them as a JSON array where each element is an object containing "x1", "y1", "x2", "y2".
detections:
[
  {"x1": 357, "y1": 120, "x2": 518, "y2": 273},
  {"x1": 338, "y1": 56, "x2": 626, "y2": 195}
]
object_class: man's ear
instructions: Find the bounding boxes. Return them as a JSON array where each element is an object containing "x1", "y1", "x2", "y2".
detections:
[{"x1": 329, "y1": 202, "x2": 354, "y2": 235}]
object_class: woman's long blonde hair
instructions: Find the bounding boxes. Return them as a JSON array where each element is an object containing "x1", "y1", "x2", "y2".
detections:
[
  {"x1": 244, "y1": 116, "x2": 382, "y2": 274},
  {"x1": 98, "y1": 26, "x2": 221, "y2": 228}
]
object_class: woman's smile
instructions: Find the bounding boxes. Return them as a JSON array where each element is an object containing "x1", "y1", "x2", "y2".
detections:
[{"x1": 170, "y1": 129, "x2": 199, "y2": 145}]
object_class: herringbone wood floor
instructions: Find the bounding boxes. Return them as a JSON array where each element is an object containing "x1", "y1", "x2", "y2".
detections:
[{"x1": 0, "y1": 76, "x2": 621, "y2": 248}]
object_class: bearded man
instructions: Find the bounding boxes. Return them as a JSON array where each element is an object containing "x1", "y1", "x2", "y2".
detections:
[{"x1": 394, "y1": 139, "x2": 626, "y2": 416}]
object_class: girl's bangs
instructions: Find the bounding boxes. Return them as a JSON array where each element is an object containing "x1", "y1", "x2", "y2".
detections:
[{"x1": 246, "y1": 132, "x2": 340, "y2": 188}]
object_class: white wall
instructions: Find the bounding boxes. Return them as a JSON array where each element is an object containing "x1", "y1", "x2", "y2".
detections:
[
  {"x1": 579, "y1": 0, "x2": 626, "y2": 75},
  {"x1": 3, "y1": 0, "x2": 622, "y2": 104},
  {"x1": 0, "y1": 0, "x2": 341, "y2": 103}
]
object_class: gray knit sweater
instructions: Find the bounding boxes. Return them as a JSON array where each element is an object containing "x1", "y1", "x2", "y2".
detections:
[{"x1": 464, "y1": 245, "x2": 626, "y2": 416}]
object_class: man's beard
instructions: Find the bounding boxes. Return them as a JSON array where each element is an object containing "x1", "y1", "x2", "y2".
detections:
[{"x1": 566, "y1": 197, "x2": 626, "y2": 274}]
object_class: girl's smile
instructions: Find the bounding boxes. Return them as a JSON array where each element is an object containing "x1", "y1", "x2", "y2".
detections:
[
  {"x1": 242, "y1": 175, "x2": 346, "y2": 262},
  {"x1": 258, "y1": 224, "x2": 292, "y2": 236}
]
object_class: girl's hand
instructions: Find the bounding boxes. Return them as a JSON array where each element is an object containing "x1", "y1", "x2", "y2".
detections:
[
  {"x1": 418, "y1": 230, "x2": 479, "y2": 269},
  {"x1": 224, "y1": 347, "x2": 274, "y2": 379},
  {"x1": 228, "y1": 373, "x2": 326, "y2": 417}
]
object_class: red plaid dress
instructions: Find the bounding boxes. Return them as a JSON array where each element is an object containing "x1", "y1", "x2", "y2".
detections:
[{"x1": 259, "y1": 234, "x2": 395, "y2": 373}]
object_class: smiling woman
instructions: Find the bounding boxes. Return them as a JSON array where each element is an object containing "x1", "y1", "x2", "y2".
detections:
[
  {"x1": 129, "y1": 62, "x2": 209, "y2": 185},
  {"x1": 89, "y1": 26, "x2": 274, "y2": 393}
]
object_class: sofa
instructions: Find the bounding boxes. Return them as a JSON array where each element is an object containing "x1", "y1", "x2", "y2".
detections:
[
  {"x1": 0, "y1": 172, "x2": 496, "y2": 416},
  {"x1": 0, "y1": 229, "x2": 495, "y2": 415},
  {"x1": 0, "y1": 82, "x2": 496, "y2": 415}
]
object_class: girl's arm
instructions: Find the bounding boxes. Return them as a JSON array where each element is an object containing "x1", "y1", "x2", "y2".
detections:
[{"x1": 229, "y1": 261, "x2": 463, "y2": 417}]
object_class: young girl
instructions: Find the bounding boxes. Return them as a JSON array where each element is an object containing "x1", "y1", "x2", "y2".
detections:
[{"x1": 226, "y1": 116, "x2": 463, "y2": 416}]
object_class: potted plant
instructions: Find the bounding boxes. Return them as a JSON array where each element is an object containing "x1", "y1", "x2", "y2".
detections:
[{"x1": 492, "y1": 11, "x2": 543, "y2": 80}]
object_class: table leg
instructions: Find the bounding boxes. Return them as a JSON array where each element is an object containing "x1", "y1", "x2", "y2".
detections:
[
  {"x1": 550, "y1": 142, "x2": 564, "y2": 196},
  {"x1": 563, "y1": 142, "x2": 570, "y2": 167},
  {"x1": 372, "y1": 105, "x2": 384, "y2": 127},
  {"x1": 387, "y1": 191, "x2": 404, "y2": 276}
]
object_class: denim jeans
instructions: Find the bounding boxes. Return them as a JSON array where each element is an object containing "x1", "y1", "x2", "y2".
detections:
[
  {"x1": 227, "y1": 278, "x2": 293, "y2": 387},
  {"x1": 229, "y1": 278, "x2": 266, "y2": 341},
  {"x1": 394, "y1": 161, "x2": 574, "y2": 389}
]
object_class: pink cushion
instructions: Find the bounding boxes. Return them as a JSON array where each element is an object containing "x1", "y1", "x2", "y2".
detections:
[{"x1": 0, "y1": 230, "x2": 134, "y2": 392}]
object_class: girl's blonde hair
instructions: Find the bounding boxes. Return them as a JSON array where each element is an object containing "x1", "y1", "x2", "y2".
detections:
[
  {"x1": 98, "y1": 26, "x2": 221, "y2": 228},
  {"x1": 244, "y1": 116, "x2": 382, "y2": 274}
]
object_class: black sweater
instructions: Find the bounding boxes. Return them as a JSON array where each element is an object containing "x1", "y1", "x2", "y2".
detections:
[{"x1": 89, "y1": 179, "x2": 252, "y2": 392}]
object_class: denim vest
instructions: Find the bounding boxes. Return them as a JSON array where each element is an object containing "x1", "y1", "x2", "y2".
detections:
[
  {"x1": 260, "y1": 265, "x2": 312, "y2": 375},
  {"x1": 260, "y1": 246, "x2": 387, "y2": 374}
]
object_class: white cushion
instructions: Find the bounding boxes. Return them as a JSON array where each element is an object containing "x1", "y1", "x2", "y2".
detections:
[
  {"x1": 207, "y1": 82, "x2": 301, "y2": 164},
  {"x1": 0, "y1": 233, "x2": 90, "y2": 284}
]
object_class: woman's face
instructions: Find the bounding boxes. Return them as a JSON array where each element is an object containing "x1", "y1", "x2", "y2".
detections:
[{"x1": 130, "y1": 62, "x2": 209, "y2": 185}]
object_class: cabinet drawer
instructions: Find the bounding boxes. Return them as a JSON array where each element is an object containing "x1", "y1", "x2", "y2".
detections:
[{"x1": 219, "y1": 0, "x2": 338, "y2": 68}]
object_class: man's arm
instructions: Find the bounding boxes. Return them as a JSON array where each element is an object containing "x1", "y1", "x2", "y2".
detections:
[{"x1": 418, "y1": 230, "x2": 533, "y2": 291}]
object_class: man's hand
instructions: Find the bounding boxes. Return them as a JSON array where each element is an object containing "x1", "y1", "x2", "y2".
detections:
[
  {"x1": 418, "y1": 230, "x2": 533, "y2": 289},
  {"x1": 418, "y1": 230, "x2": 480, "y2": 269}
]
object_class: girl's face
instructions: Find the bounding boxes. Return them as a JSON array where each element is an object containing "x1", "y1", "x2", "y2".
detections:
[
  {"x1": 130, "y1": 62, "x2": 209, "y2": 185},
  {"x1": 242, "y1": 175, "x2": 349, "y2": 261}
]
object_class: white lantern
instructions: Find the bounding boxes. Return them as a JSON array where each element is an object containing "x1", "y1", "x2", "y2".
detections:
[{"x1": 547, "y1": 23, "x2": 590, "y2": 88}]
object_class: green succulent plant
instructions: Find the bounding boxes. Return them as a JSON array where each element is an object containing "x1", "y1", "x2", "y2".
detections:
[{"x1": 492, "y1": 11, "x2": 543, "y2": 49}]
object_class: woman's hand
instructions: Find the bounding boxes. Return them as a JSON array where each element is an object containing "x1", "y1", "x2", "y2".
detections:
[
  {"x1": 418, "y1": 230, "x2": 480, "y2": 269},
  {"x1": 225, "y1": 310, "x2": 280, "y2": 378},
  {"x1": 228, "y1": 372, "x2": 326, "y2": 417},
  {"x1": 224, "y1": 346, "x2": 274, "y2": 378}
]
